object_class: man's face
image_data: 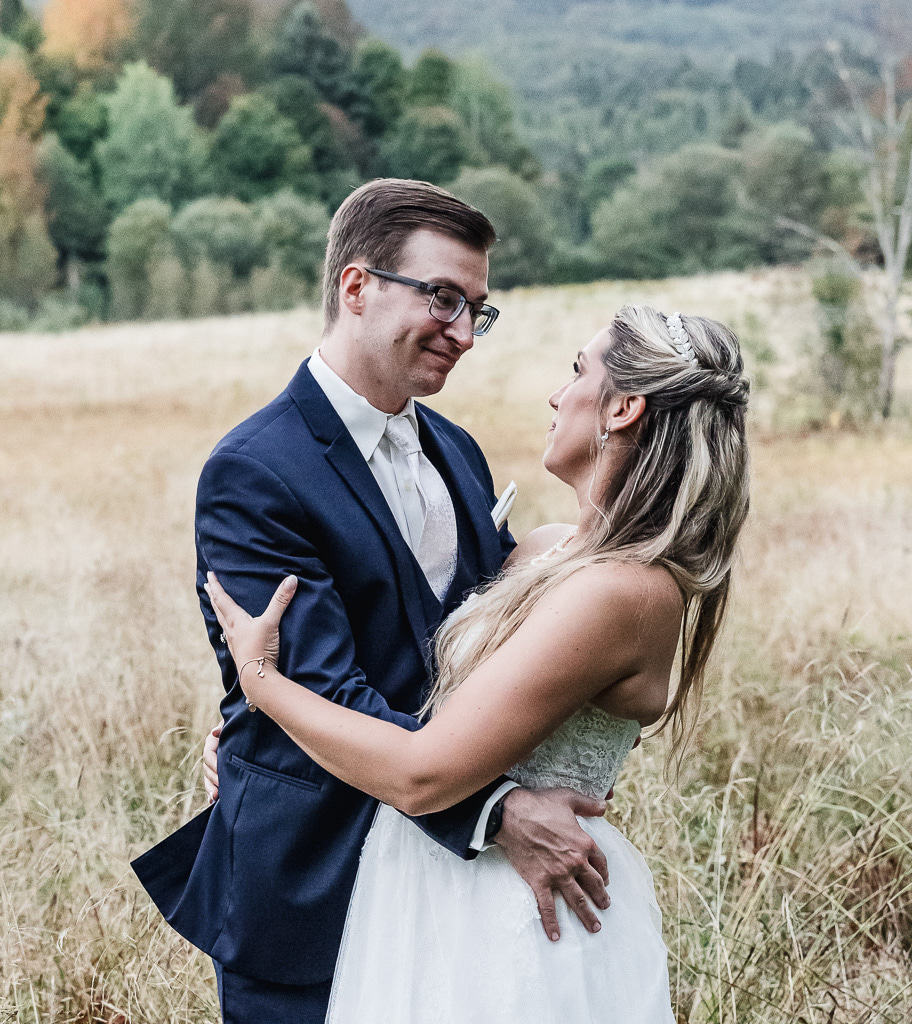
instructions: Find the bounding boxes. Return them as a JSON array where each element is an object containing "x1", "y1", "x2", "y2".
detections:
[{"x1": 358, "y1": 228, "x2": 490, "y2": 410}]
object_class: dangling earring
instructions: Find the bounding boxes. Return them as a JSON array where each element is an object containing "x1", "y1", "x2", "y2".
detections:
[{"x1": 599, "y1": 426, "x2": 611, "y2": 450}]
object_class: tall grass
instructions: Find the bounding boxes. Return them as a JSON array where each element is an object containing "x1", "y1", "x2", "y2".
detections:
[{"x1": 1, "y1": 269, "x2": 910, "y2": 1022}]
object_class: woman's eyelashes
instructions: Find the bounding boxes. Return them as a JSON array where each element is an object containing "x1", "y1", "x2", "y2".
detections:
[{"x1": 572, "y1": 360, "x2": 581, "y2": 376}]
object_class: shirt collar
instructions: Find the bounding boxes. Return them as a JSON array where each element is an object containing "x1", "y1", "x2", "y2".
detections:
[{"x1": 309, "y1": 348, "x2": 419, "y2": 461}]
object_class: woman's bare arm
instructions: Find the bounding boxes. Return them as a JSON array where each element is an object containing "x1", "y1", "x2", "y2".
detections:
[{"x1": 206, "y1": 564, "x2": 679, "y2": 816}]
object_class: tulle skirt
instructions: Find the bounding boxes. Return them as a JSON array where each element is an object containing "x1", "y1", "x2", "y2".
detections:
[{"x1": 326, "y1": 803, "x2": 676, "y2": 1023}]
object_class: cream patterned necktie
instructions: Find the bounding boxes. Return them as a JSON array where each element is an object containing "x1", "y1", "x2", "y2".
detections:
[{"x1": 383, "y1": 414, "x2": 458, "y2": 602}]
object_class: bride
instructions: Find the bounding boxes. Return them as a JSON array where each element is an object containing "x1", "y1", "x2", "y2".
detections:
[{"x1": 205, "y1": 304, "x2": 750, "y2": 1022}]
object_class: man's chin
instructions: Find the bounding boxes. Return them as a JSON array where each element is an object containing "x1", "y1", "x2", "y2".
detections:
[{"x1": 410, "y1": 369, "x2": 452, "y2": 398}]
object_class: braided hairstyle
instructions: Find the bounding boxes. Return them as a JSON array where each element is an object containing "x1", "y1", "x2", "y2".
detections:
[{"x1": 594, "y1": 305, "x2": 750, "y2": 763}]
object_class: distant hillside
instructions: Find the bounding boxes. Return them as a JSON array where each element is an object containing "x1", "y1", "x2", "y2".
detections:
[
  {"x1": 346, "y1": 0, "x2": 878, "y2": 170},
  {"x1": 346, "y1": 0, "x2": 875, "y2": 101}
]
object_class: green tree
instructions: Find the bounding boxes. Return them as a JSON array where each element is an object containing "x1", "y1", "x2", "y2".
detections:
[
  {"x1": 736, "y1": 121, "x2": 833, "y2": 263},
  {"x1": 50, "y1": 87, "x2": 108, "y2": 162},
  {"x1": 818, "y1": 148, "x2": 871, "y2": 254},
  {"x1": 27, "y1": 50, "x2": 78, "y2": 135},
  {"x1": 37, "y1": 133, "x2": 109, "y2": 265},
  {"x1": 450, "y1": 56, "x2": 536, "y2": 175},
  {"x1": 1, "y1": 0, "x2": 25, "y2": 37},
  {"x1": 549, "y1": 157, "x2": 638, "y2": 246},
  {"x1": 262, "y1": 75, "x2": 348, "y2": 172},
  {"x1": 132, "y1": 0, "x2": 258, "y2": 104},
  {"x1": 732, "y1": 51, "x2": 808, "y2": 118},
  {"x1": 253, "y1": 188, "x2": 329, "y2": 284},
  {"x1": 408, "y1": 49, "x2": 453, "y2": 106},
  {"x1": 210, "y1": 92, "x2": 318, "y2": 202},
  {"x1": 97, "y1": 61, "x2": 209, "y2": 213},
  {"x1": 740, "y1": 122, "x2": 829, "y2": 221},
  {"x1": 270, "y1": 2, "x2": 352, "y2": 107},
  {"x1": 105, "y1": 196, "x2": 172, "y2": 319},
  {"x1": 348, "y1": 37, "x2": 405, "y2": 138},
  {"x1": 811, "y1": 260, "x2": 879, "y2": 417},
  {"x1": 581, "y1": 158, "x2": 636, "y2": 213},
  {"x1": 592, "y1": 144, "x2": 756, "y2": 278},
  {"x1": 261, "y1": 75, "x2": 359, "y2": 205},
  {"x1": 449, "y1": 166, "x2": 554, "y2": 288},
  {"x1": 170, "y1": 195, "x2": 264, "y2": 277},
  {"x1": 381, "y1": 105, "x2": 479, "y2": 185}
]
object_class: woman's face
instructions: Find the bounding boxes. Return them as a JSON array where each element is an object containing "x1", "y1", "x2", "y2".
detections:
[{"x1": 543, "y1": 329, "x2": 611, "y2": 486}]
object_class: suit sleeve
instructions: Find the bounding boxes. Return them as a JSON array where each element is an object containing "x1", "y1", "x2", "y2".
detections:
[
  {"x1": 197, "y1": 449, "x2": 504, "y2": 860},
  {"x1": 197, "y1": 450, "x2": 421, "y2": 730}
]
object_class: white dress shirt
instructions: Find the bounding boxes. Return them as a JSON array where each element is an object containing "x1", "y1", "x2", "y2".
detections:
[
  {"x1": 308, "y1": 349, "x2": 514, "y2": 850},
  {"x1": 308, "y1": 349, "x2": 445, "y2": 556}
]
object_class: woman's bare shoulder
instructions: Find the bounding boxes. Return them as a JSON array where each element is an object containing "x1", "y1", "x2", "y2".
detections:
[
  {"x1": 570, "y1": 561, "x2": 683, "y2": 725},
  {"x1": 505, "y1": 523, "x2": 577, "y2": 570},
  {"x1": 577, "y1": 559, "x2": 683, "y2": 625}
]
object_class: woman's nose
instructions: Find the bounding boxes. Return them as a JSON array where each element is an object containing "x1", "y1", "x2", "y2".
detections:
[{"x1": 549, "y1": 383, "x2": 567, "y2": 409}]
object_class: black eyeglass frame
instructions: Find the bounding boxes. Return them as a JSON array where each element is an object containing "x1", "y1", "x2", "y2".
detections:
[{"x1": 365, "y1": 268, "x2": 499, "y2": 336}]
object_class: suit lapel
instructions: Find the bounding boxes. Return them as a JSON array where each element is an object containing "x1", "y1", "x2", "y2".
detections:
[{"x1": 288, "y1": 361, "x2": 441, "y2": 654}]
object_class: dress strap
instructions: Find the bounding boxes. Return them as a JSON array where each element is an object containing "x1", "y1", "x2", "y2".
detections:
[{"x1": 529, "y1": 529, "x2": 577, "y2": 565}]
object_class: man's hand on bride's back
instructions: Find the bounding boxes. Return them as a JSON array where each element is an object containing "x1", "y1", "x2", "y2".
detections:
[
  {"x1": 203, "y1": 720, "x2": 223, "y2": 804},
  {"x1": 495, "y1": 787, "x2": 610, "y2": 941}
]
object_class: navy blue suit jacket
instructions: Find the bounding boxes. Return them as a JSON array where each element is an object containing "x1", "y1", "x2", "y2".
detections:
[{"x1": 132, "y1": 360, "x2": 515, "y2": 986}]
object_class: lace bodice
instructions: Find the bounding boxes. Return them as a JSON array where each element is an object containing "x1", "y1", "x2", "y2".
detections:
[
  {"x1": 508, "y1": 704, "x2": 640, "y2": 799},
  {"x1": 444, "y1": 591, "x2": 641, "y2": 801}
]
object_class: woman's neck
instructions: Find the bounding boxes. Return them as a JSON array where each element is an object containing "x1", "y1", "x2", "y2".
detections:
[{"x1": 574, "y1": 505, "x2": 607, "y2": 546}]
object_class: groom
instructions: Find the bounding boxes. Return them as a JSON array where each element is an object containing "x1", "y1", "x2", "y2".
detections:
[{"x1": 133, "y1": 179, "x2": 611, "y2": 1022}]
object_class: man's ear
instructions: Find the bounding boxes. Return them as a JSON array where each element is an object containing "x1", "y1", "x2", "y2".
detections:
[
  {"x1": 606, "y1": 394, "x2": 646, "y2": 433},
  {"x1": 338, "y1": 264, "x2": 370, "y2": 316}
]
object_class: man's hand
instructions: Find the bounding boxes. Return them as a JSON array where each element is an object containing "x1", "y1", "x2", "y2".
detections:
[
  {"x1": 203, "y1": 720, "x2": 223, "y2": 804},
  {"x1": 495, "y1": 787, "x2": 609, "y2": 941}
]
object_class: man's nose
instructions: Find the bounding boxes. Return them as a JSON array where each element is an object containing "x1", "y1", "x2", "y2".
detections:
[{"x1": 443, "y1": 305, "x2": 476, "y2": 350}]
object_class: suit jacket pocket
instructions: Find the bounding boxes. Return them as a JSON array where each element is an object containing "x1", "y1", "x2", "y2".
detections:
[{"x1": 227, "y1": 752, "x2": 323, "y2": 792}]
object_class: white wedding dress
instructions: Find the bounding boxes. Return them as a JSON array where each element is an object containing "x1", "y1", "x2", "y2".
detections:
[{"x1": 325, "y1": 676, "x2": 676, "y2": 1022}]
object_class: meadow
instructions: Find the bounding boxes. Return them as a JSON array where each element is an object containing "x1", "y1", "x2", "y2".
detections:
[{"x1": 1, "y1": 268, "x2": 911, "y2": 1023}]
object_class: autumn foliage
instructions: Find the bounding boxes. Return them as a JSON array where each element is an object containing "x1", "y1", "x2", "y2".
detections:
[
  {"x1": 0, "y1": 50, "x2": 56, "y2": 304},
  {"x1": 41, "y1": 0, "x2": 132, "y2": 72}
]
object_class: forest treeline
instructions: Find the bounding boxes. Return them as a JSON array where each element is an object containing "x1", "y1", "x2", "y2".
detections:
[{"x1": 0, "y1": 0, "x2": 897, "y2": 330}]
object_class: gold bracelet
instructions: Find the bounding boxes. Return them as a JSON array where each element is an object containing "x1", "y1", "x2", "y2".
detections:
[{"x1": 238, "y1": 657, "x2": 267, "y2": 712}]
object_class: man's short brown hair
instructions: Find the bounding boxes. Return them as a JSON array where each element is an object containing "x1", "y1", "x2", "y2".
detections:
[{"x1": 322, "y1": 178, "x2": 497, "y2": 328}]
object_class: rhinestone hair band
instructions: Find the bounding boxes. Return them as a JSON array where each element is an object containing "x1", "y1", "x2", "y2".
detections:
[{"x1": 666, "y1": 312, "x2": 698, "y2": 366}]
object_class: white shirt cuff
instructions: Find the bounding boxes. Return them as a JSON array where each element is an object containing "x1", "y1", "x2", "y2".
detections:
[{"x1": 468, "y1": 780, "x2": 520, "y2": 852}]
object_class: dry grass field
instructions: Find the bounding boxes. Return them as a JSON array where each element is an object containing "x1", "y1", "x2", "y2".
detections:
[{"x1": 1, "y1": 268, "x2": 911, "y2": 1022}]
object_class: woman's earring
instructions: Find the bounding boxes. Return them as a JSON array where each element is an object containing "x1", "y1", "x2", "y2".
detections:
[{"x1": 599, "y1": 426, "x2": 611, "y2": 450}]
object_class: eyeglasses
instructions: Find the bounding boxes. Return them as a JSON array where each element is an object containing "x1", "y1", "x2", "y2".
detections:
[{"x1": 366, "y1": 268, "x2": 499, "y2": 336}]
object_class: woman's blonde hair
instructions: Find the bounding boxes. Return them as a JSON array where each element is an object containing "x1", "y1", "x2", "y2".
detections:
[{"x1": 422, "y1": 304, "x2": 750, "y2": 768}]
